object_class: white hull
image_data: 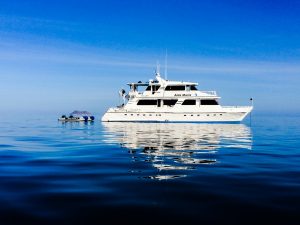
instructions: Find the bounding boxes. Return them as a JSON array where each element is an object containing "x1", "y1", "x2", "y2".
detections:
[{"x1": 102, "y1": 106, "x2": 252, "y2": 122}]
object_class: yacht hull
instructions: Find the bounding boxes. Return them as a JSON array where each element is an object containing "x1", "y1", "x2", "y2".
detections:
[{"x1": 101, "y1": 107, "x2": 253, "y2": 123}]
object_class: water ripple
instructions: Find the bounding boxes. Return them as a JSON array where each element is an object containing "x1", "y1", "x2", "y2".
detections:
[{"x1": 0, "y1": 115, "x2": 300, "y2": 224}]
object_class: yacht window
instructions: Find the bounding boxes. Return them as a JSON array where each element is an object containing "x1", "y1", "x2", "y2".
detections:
[
  {"x1": 163, "y1": 99, "x2": 178, "y2": 106},
  {"x1": 191, "y1": 86, "x2": 198, "y2": 90},
  {"x1": 201, "y1": 100, "x2": 218, "y2": 105},
  {"x1": 153, "y1": 85, "x2": 160, "y2": 91},
  {"x1": 182, "y1": 99, "x2": 196, "y2": 105},
  {"x1": 145, "y1": 85, "x2": 160, "y2": 91},
  {"x1": 157, "y1": 99, "x2": 161, "y2": 107},
  {"x1": 165, "y1": 86, "x2": 185, "y2": 91},
  {"x1": 137, "y1": 100, "x2": 158, "y2": 105}
]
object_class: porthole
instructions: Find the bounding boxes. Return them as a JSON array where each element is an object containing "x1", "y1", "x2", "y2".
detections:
[
  {"x1": 220, "y1": 114, "x2": 223, "y2": 116},
  {"x1": 131, "y1": 114, "x2": 133, "y2": 116},
  {"x1": 191, "y1": 115, "x2": 193, "y2": 116},
  {"x1": 124, "y1": 114, "x2": 127, "y2": 116},
  {"x1": 143, "y1": 114, "x2": 146, "y2": 116},
  {"x1": 197, "y1": 114, "x2": 200, "y2": 116},
  {"x1": 213, "y1": 114, "x2": 216, "y2": 116},
  {"x1": 184, "y1": 115, "x2": 186, "y2": 116},
  {"x1": 137, "y1": 114, "x2": 139, "y2": 116},
  {"x1": 149, "y1": 114, "x2": 152, "y2": 116},
  {"x1": 207, "y1": 114, "x2": 209, "y2": 116}
]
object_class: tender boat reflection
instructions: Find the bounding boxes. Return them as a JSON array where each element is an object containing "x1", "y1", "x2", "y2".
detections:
[{"x1": 102, "y1": 123, "x2": 252, "y2": 180}]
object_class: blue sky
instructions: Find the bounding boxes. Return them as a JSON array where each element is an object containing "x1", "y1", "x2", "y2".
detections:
[{"x1": 0, "y1": 0, "x2": 300, "y2": 115}]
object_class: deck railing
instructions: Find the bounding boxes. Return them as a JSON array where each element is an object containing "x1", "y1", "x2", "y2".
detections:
[
  {"x1": 199, "y1": 91, "x2": 217, "y2": 96},
  {"x1": 222, "y1": 106, "x2": 252, "y2": 108}
]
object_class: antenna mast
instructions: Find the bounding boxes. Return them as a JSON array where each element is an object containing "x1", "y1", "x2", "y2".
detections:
[
  {"x1": 156, "y1": 61, "x2": 160, "y2": 77},
  {"x1": 164, "y1": 49, "x2": 168, "y2": 80}
]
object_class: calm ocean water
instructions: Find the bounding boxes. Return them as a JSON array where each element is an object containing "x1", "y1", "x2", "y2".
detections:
[{"x1": 0, "y1": 113, "x2": 300, "y2": 225}]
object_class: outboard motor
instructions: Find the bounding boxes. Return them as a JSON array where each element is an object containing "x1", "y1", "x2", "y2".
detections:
[
  {"x1": 90, "y1": 116, "x2": 95, "y2": 121},
  {"x1": 83, "y1": 116, "x2": 89, "y2": 122}
]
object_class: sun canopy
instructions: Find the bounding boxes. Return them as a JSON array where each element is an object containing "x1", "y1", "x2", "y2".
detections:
[{"x1": 70, "y1": 110, "x2": 92, "y2": 116}]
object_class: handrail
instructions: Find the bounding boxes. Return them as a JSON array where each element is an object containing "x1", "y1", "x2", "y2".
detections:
[
  {"x1": 198, "y1": 91, "x2": 217, "y2": 96},
  {"x1": 222, "y1": 106, "x2": 253, "y2": 108}
]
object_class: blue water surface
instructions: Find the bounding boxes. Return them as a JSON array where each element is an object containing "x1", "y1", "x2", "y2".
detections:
[{"x1": 0, "y1": 113, "x2": 300, "y2": 225}]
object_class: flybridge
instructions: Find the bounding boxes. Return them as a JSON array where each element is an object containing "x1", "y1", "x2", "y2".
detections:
[
  {"x1": 127, "y1": 81, "x2": 149, "y2": 86},
  {"x1": 127, "y1": 76, "x2": 198, "y2": 87}
]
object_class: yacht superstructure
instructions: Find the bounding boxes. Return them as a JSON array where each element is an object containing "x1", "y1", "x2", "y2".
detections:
[{"x1": 102, "y1": 69, "x2": 253, "y2": 122}]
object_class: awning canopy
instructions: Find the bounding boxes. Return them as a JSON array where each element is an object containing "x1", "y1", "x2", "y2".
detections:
[{"x1": 70, "y1": 110, "x2": 92, "y2": 116}]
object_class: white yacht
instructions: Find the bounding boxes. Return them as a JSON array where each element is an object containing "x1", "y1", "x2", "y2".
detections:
[{"x1": 102, "y1": 68, "x2": 253, "y2": 122}]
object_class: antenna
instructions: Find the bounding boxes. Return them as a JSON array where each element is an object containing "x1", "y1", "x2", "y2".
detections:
[
  {"x1": 156, "y1": 61, "x2": 160, "y2": 77},
  {"x1": 164, "y1": 49, "x2": 168, "y2": 80},
  {"x1": 250, "y1": 98, "x2": 253, "y2": 126}
]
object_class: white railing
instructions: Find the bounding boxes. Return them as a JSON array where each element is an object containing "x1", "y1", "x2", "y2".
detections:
[
  {"x1": 222, "y1": 106, "x2": 252, "y2": 108},
  {"x1": 199, "y1": 91, "x2": 217, "y2": 96}
]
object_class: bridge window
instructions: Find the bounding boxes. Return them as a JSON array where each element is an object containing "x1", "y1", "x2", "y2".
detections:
[
  {"x1": 165, "y1": 86, "x2": 185, "y2": 91},
  {"x1": 182, "y1": 99, "x2": 196, "y2": 105},
  {"x1": 145, "y1": 85, "x2": 160, "y2": 91},
  {"x1": 153, "y1": 85, "x2": 160, "y2": 91},
  {"x1": 186, "y1": 85, "x2": 198, "y2": 91},
  {"x1": 163, "y1": 99, "x2": 178, "y2": 106},
  {"x1": 201, "y1": 100, "x2": 219, "y2": 105},
  {"x1": 137, "y1": 100, "x2": 158, "y2": 105}
]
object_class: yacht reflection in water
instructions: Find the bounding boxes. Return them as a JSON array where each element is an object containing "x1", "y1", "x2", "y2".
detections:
[{"x1": 102, "y1": 123, "x2": 252, "y2": 180}]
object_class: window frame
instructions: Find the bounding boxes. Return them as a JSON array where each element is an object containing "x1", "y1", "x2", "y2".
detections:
[
  {"x1": 137, "y1": 99, "x2": 158, "y2": 105},
  {"x1": 200, "y1": 99, "x2": 219, "y2": 105},
  {"x1": 182, "y1": 99, "x2": 196, "y2": 105},
  {"x1": 165, "y1": 85, "x2": 186, "y2": 91},
  {"x1": 163, "y1": 99, "x2": 178, "y2": 106}
]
